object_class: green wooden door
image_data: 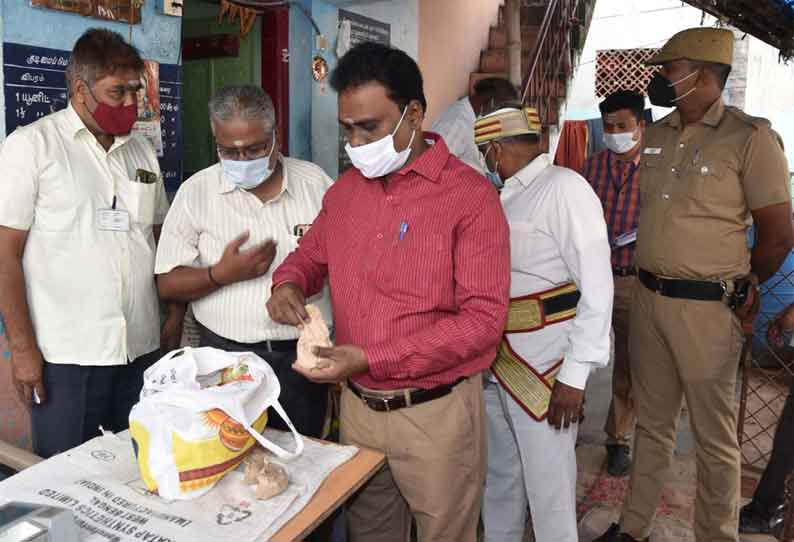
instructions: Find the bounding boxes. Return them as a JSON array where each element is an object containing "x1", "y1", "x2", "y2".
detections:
[{"x1": 182, "y1": 13, "x2": 261, "y2": 178}]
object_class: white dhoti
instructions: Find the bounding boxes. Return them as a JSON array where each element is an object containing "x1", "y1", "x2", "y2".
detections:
[{"x1": 482, "y1": 368, "x2": 579, "y2": 542}]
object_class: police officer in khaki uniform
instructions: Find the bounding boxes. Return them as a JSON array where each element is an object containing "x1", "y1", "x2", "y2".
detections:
[{"x1": 596, "y1": 28, "x2": 794, "y2": 542}]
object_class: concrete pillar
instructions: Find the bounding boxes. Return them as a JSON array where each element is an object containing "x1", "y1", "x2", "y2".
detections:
[{"x1": 505, "y1": 0, "x2": 522, "y2": 88}]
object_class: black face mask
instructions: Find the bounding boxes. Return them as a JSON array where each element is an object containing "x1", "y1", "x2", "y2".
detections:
[
  {"x1": 647, "y1": 73, "x2": 677, "y2": 108},
  {"x1": 647, "y1": 70, "x2": 699, "y2": 108}
]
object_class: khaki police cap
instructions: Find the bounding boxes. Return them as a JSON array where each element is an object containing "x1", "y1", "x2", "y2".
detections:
[{"x1": 647, "y1": 27, "x2": 733, "y2": 66}]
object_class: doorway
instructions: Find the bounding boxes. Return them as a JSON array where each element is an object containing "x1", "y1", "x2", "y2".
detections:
[{"x1": 181, "y1": 0, "x2": 289, "y2": 180}]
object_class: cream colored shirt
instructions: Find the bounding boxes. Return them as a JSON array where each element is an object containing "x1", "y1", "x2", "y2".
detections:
[
  {"x1": 500, "y1": 154, "x2": 613, "y2": 390},
  {"x1": 0, "y1": 103, "x2": 169, "y2": 365},
  {"x1": 155, "y1": 157, "x2": 333, "y2": 343}
]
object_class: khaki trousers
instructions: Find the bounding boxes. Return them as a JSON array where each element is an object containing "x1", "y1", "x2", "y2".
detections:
[
  {"x1": 605, "y1": 275, "x2": 637, "y2": 446},
  {"x1": 340, "y1": 374, "x2": 486, "y2": 542},
  {"x1": 621, "y1": 283, "x2": 743, "y2": 542}
]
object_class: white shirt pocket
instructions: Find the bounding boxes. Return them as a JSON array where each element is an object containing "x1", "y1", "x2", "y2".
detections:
[{"x1": 125, "y1": 180, "x2": 158, "y2": 226}]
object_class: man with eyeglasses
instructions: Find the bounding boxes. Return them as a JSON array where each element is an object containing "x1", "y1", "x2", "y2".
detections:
[
  {"x1": 0, "y1": 29, "x2": 173, "y2": 457},
  {"x1": 155, "y1": 84, "x2": 333, "y2": 438}
]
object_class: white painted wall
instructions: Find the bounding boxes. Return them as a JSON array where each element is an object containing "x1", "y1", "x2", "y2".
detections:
[
  {"x1": 744, "y1": 38, "x2": 794, "y2": 169},
  {"x1": 418, "y1": 0, "x2": 503, "y2": 125},
  {"x1": 561, "y1": 0, "x2": 794, "y2": 168}
]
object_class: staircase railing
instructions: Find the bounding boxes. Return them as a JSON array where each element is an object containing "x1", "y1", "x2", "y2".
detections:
[{"x1": 520, "y1": 0, "x2": 580, "y2": 125}]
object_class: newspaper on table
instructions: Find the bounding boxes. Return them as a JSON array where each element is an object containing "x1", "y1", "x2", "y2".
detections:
[{"x1": 0, "y1": 430, "x2": 357, "y2": 542}]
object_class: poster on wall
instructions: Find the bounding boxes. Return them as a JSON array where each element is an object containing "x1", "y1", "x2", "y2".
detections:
[
  {"x1": 132, "y1": 59, "x2": 164, "y2": 156},
  {"x1": 3, "y1": 42, "x2": 184, "y2": 192},
  {"x1": 29, "y1": 0, "x2": 142, "y2": 24},
  {"x1": 337, "y1": 10, "x2": 390, "y2": 174}
]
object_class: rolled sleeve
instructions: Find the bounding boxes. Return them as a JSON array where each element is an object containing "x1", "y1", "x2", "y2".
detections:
[
  {"x1": 742, "y1": 126, "x2": 791, "y2": 211},
  {"x1": 154, "y1": 185, "x2": 200, "y2": 274},
  {"x1": 0, "y1": 131, "x2": 39, "y2": 230}
]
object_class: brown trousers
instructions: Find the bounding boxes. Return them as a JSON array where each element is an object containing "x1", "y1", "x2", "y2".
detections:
[
  {"x1": 340, "y1": 374, "x2": 486, "y2": 542},
  {"x1": 621, "y1": 283, "x2": 743, "y2": 542},
  {"x1": 605, "y1": 275, "x2": 637, "y2": 446}
]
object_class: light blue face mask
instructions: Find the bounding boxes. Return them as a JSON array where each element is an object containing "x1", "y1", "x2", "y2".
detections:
[
  {"x1": 483, "y1": 145, "x2": 503, "y2": 189},
  {"x1": 221, "y1": 135, "x2": 276, "y2": 190}
]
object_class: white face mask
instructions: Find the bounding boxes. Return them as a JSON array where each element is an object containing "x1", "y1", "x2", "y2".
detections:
[
  {"x1": 221, "y1": 133, "x2": 276, "y2": 190},
  {"x1": 603, "y1": 130, "x2": 639, "y2": 154},
  {"x1": 345, "y1": 107, "x2": 415, "y2": 179}
]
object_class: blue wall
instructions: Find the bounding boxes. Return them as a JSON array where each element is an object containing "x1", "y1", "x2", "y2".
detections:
[
  {"x1": 308, "y1": 0, "x2": 419, "y2": 177},
  {"x1": 310, "y1": 0, "x2": 340, "y2": 176},
  {"x1": 288, "y1": 0, "x2": 314, "y2": 161},
  {"x1": 0, "y1": 0, "x2": 182, "y2": 137},
  {"x1": 2, "y1": 1, "x2": 181, "y2": 62}
]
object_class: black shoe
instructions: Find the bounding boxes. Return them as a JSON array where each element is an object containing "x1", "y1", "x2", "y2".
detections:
[
  {"x1": 739, "y1": 501, "x2": 785, "y2": 536},
  {"x1": 606, "y1": 444, "x2": 632, "y2": 477},
  {"x1": 593, "y1": 523, "x2": 648, "y2": 542}
]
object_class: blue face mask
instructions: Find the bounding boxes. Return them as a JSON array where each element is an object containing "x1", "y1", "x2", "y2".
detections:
[
  {"x1": 221, "y1": 137, "x2": 276, "y2": 190},
  {"x1": 483, "y1": 145, "x2": 503, "y2": 188}
]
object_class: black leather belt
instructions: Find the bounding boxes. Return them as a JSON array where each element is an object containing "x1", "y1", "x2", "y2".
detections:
[
  {"x1": 197, "y1": 323, "x2": 298, "y2": 353},
  {"x1": 638, "y1": 269, "x2": 727, "y2": 301},
  {"x1": 613, "y1": 266, "x2": 637, "y2": 277},
  {"x1": 348, "y1": 379, "x2": 464, "y2": 412}
]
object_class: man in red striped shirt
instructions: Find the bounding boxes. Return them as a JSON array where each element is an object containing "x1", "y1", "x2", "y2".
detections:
[
  {"x1": 581, "y1": 89, "x2": 645, "y2": 477},
  {"x1": 267, "y1": 42, "x2": 510, "y2": 542}
]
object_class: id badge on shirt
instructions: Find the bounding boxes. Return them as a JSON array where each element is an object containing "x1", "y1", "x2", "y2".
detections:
[
  {"x1": 97, "y1": 208, "x2": 130, "y2": 232},
  {"x1": 612, "y1": 229, "x2": 637, "y2": 249}
]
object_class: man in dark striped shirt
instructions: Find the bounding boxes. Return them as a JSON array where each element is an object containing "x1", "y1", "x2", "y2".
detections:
[{"x1": 581, "y1": 89, "x2": 645, "y2": 477}]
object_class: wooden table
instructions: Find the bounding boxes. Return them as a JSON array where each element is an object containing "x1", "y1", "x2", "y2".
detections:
[
  {"x1": 270, "y1": 446, "x2": 385, "y2": 541},
  {"x1": 0, "y1": 439, "x2": 385, "y2": 542}
]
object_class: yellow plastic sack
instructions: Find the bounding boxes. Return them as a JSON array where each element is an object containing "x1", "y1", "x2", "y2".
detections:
[{"x1": 129, "y1": 347, "x2": 303, "y2": 500}]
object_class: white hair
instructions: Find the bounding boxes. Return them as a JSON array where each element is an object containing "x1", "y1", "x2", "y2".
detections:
[{"x1": 208, "y1": 85, "x2": 276, "y2": 129}]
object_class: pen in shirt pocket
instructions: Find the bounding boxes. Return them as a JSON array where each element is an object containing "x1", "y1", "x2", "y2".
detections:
[{"x1": 398, "y1": 221, "x2": 409, "y2": 241}]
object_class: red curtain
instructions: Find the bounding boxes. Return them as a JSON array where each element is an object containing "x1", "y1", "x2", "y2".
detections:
[{"x1": 554, "y1": 120, "x2": 589, "y2": 173}]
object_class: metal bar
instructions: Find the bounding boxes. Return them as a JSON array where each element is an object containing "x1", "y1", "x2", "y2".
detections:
[{"x1": 521, "y1": 0, "x2": 559, "y2": 104}]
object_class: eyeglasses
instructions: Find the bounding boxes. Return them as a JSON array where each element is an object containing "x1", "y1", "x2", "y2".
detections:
[{"x1": 216, "y1": 138, "x2": 275, "y2": 161}]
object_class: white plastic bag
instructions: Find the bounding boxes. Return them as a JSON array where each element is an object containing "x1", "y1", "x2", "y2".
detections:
[{"x1": 129, "y1": 347, "x2": 303, "y2": 500}]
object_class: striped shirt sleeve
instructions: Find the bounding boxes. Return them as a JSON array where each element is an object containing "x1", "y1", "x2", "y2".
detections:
[{"x1": 155, "y1": 181, "x2": 201, "y2": 274}]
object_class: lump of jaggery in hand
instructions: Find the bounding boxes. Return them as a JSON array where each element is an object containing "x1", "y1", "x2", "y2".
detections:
[{"x1": 296, "y1": 304, "x2": 332, "y2": 369}]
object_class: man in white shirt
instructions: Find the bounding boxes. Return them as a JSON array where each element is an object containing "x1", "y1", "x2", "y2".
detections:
[
  {"x1": 0, "y1": 29, "x2": 173, "y2": 458},
  {"x1": 474, "y1": 106, "x2": 613, "y2": 542},
  {"x1": 431, "y1": 77, "x2": 517, "y2": 174},
  {"x1": 155, "y1": 85, "x2": 333, "y2": 437}
]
